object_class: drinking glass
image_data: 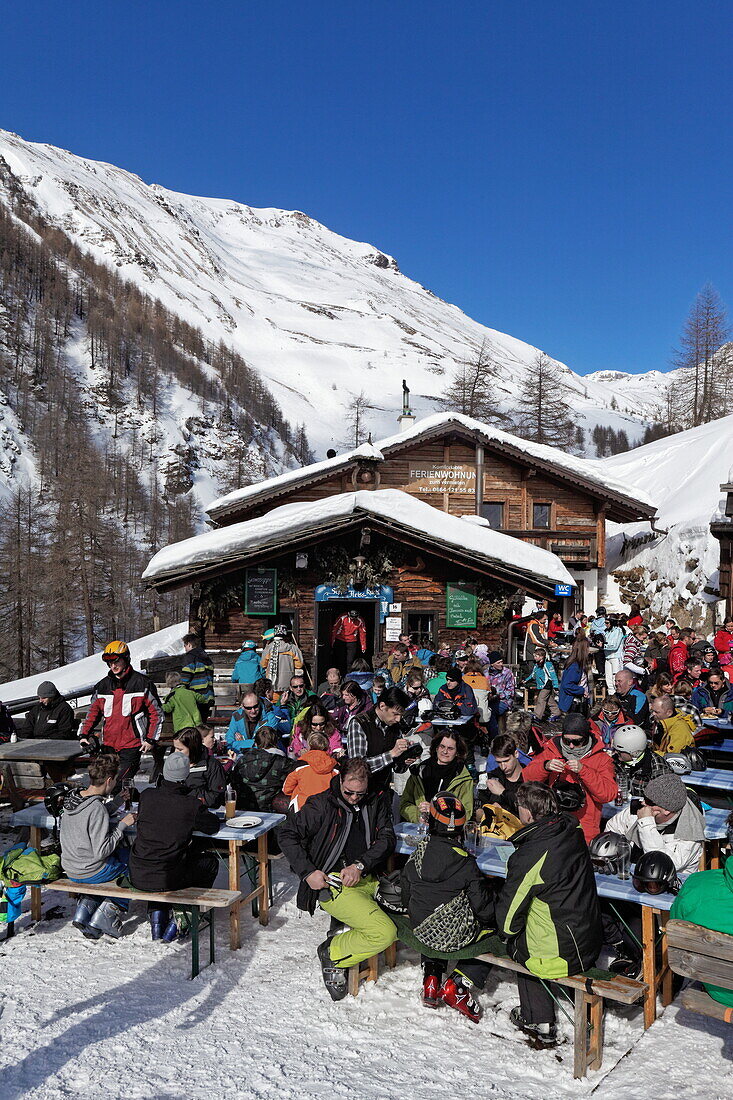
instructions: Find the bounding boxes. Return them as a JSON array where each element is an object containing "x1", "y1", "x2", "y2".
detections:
[{"x1": 464, "y1": 822, "x2": 479, "y2": 854}]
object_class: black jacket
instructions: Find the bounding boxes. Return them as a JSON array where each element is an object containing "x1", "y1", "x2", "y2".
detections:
[
  {"x1": 0, "y1": 703, "x2": 16, "y2": 741},
  {"x1": 278, "y1": 776, "x2": 395, "y2": 913},
  {"x1": 401, "y1": 833, "x2": 495, "y2": 937},
  {"x1": 495, "y1": 813, "x2": 602, "y2": 979},
  {"x1": 129, "y1": 779, "x2": 220, "y2": 891},
  {"x1": 232, "y1": 748, "x2": 293, "y2": 812},
  {"x1": 485, "y1": 768, "x2": 524, "y2": 816},
  {"x1": 186, "y1": 752, "x2": 227, "y2": 809},
  {"x1": 21, "y1": 694, "x2": 76, "y2": 740}
]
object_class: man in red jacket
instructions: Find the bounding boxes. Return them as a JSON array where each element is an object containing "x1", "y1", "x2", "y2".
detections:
[
  {"x1": 78, "y1": 641, "x2": 164, "y2": 792},
  {"x1": 714, "y1": 618, "x2": 733, "y2": 667},
  {"x1": 331, "y1": 608, "x2": 367, "y2": 673},
  {"x1": 522, "y1": 714, "x2": 618, "y2": 844},
  {"x1": 668, "y1": 628, "x2": 694, "y2": 683}
]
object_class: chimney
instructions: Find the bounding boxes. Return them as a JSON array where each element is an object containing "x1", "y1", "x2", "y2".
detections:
[{"x1": 398, "y1": 378, "x2": 415, "y2": 432}]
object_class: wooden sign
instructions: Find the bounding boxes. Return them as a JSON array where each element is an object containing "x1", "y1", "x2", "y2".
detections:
[
  {"x1": 244, "y1": 568, "x2": 277, "y2": 615},
  {"x1": 405, "y1": 462, "x2": 475, "y2": 495},
  {"x1": 446, "y1": 582, "x2": 477, "y2": 628}
]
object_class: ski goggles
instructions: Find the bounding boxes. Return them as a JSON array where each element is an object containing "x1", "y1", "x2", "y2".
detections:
[{"x1": 631, "y1": 875, "x2": 679, "y2": 896}]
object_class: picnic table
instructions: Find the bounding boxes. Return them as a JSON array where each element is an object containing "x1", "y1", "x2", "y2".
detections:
[
  {"x1": 684, "y1": 767, "x2": 733, "y2": 794},
  {"x1": 0, "y1": 739, "x2": 84, "y2": 763},
  {"x1": 699, "y1": 738, "x2": 733, "y2": 754},
  {"x1": 395, "y1": 823, "x2": 678, "y2": 1028},
  {"x1": 10, "y1": 803, "x2": 284, "y2": 950}
]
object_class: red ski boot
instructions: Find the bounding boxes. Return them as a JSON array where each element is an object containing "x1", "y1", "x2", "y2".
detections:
[
  {"x1": 439, "y1": 976, "x2": 482, "y2": 1023},
  {"x1": 422, "y1": 973, "x2": 441, "y2": 1008}
]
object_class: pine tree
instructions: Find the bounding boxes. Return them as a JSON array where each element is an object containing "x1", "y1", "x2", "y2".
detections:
[
  {"x1": 445, "y1": 339, "x2": 507, "y2": 422},
  {"x1": 669, "y1": 283, "x2": 731, "y2": 426},
  {"x1": 511, "y1": 351, "x2": 574, "y2": 446}
]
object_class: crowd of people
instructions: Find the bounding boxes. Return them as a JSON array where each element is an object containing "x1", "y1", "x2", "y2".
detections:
[{"x1": 6, "y1": 605, "x2": 733, "y2": 1043}]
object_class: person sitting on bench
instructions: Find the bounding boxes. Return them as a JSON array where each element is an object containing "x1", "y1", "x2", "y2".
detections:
[
  {"x1": 60, "y1": 751, "x2": 137, "y2": 940},
  {"x1": 129, "y1": 752, "x2": 220, "y2": 942},
  {"x1": 401, "y1": 793, "x2": 496, "y2": 1021},
  {"x1": 277, "y1": 757, "x2": 396, "y2": 1002},
  {"x1": 495, "y1": 781, "x2": 603, "y2": 1047}
]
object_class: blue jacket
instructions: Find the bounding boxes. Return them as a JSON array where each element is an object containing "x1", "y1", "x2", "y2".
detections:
[
  {"x1": 603, "y1": 627, "x2": 625, "y2": 657},
  {"x1": 226, "y1": 707, "x2": 282, "y2": 753},
  {"x1": 558, "y1": 662, "x2": 588, "y2": 712},
  {"x1": 691, "y1": 683, "x2": 733, "y2": 714},
  {"x1": 231, "y1": 649, "x2": 262, "y2": 685},
  {"x1": 435, "y1": 682, "x2": 478, "y2": 719},
  {"x1": 523, "y1": 661, "x2": 559, "y2": 691}
]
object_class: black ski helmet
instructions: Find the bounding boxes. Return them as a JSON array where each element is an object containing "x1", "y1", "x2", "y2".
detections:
[
  {"x1": 429, "y1": 793, "x2": 467, "y2": 835},
  {"x1": 589, "y1": 832, "x2": 631, "y2": 875},
  {"x1": 553, "y1": 778, "x2": 586, "y2": 813},
  {"x1": 375, "y1": 870, "x2": 407, "y2": 914},
  {"x1": 632, "y1": 851, "x2": 681, "y2": 896},
  {"x1": 683, "y1": 747, "x2": 706, "y2": 772}
]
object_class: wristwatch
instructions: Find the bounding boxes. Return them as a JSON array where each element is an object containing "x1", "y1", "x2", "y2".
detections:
[{"x1": 353, "y1": 860, "x2": 365, "y2": 874}]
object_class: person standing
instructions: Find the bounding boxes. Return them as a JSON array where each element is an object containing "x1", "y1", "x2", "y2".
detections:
[
  {"x1": 261, "y1": 625, "x2": 304, "y2": 694},
  {"x1": 523, "y1": 648, "x2": 561, "y2": 720},
  {"x1": 558, "y1": 635, "x2": 593, "y2": 715},
  {"x1": 180, "y1": 633, "x2": 215, "y2": 722},
  {"x1": 78, "y1": 641, "x2": 163, "y2": 791},
  {"x1": 331, "y1": 608, "x2": 367, "y2": 672}
]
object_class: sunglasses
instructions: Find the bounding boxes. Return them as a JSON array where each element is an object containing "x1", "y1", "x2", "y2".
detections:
[
  {"x1": 342, "y1": 787, "x2": 366, "y2": 800},
  {"x1": 562, "y1": 738, "x2": 586, "y2": 747},
  {"x1": 310, "y1": 720, "x2": 327, "y2": 728},
  {"x1": 243, "y1": 704, "x2": 259, "y2": 710}
]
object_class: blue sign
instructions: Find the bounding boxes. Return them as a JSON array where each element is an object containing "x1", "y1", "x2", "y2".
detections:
[
  {"x1": 314, "y1": 584, "x2": 394, "y2": 623},
  {"x1": 554, "y1": 584, "x2": 574, "y2": 597}
]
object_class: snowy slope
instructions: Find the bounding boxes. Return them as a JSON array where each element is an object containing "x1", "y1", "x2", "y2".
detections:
[
  {"x1": 593, "y1": 416, "x2": 733, "y2": 621},
  {"x1": 0, "y1": 129, "x2": 664, "y2": 456}
]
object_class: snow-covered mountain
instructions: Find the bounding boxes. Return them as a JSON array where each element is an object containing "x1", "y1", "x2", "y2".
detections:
[
  {"x1": 594, "y1": 415, "x2": 733, "y2": 625},
  {"x1": 0, "y1": 129, "x2": 666, "y2": 458}
]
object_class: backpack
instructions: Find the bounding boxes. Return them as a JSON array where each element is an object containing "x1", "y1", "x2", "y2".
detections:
[{"x1": 0, "y1": 844, "x2": 62, "y2": 886}]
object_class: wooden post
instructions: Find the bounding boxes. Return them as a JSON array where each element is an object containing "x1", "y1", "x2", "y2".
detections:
[
  {"x1": 257, "y1": 831, "x2": 270, "y2": 927},
  {"x1": 29, "y1": 826, "x2": 42, "y2": 922},
  {"x1": 658, "y1": 910, "x2": 673, "y2": 1007},
  {"x1": 641, "y1": 904, "x2": 657, "y2": 1028},
  {"x1": 228, "y1": 839, "x2": 241, "y2": 950},
  {"x1": 588, "y1": 995, "x2": 603, "y2": 1071},
  {"x1": 573, "y1": 989, "x2": 589, "y2": 1079}
]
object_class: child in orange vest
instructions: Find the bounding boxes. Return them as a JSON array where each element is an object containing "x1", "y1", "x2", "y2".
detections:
[{"x1": 282, "y1": 732, "x2": 339, "y2": 811}]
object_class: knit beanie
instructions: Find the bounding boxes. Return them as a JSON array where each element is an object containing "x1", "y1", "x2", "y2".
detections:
[
  {"x1": 163, "y1": 752, "x2": 190, "y2": 783},
  {"x1": 644, "y1": 774, "x2": 687, "y2": 813},
  {"x1": 488, "y1": 651, "x2": 503, "y2": 666},
  {"x1": 37, "y1": 681, "x2": 57, "y2": 698}
]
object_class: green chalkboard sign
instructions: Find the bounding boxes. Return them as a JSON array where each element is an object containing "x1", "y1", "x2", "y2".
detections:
[
  {"x1": 445, "y1": 582, "x2": 477, "y2": 629},
  {"x1": 245, "y1": 568, "x2": 278, "y2": 616}
]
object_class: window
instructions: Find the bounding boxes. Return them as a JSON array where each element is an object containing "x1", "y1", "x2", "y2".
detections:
[
  {"x1": 533, "y1": 503, "x2": 551, "y2": 528},
  {"x1": 407, "y1": 612, "x2": 435, "y2": 649},
  {"x1": 481, "y1": 502, "x2": 504, "y2": 529}
]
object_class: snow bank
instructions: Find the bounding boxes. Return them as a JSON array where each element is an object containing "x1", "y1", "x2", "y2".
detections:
[
  {"x1": 144, "y1": 489, "x2": 575, "y2": 590},
  {"x1": 0, "y1": 621, "x2": 188, "y2": 704}
]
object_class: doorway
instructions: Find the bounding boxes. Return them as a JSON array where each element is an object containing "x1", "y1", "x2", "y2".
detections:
[{"x1": 314, "y1": 600, "x2": 380, "y2": 685}]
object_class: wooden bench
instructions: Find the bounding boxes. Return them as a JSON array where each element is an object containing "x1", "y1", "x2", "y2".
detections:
[
  {"x1": 667, "y1": 918, "x2": 733, "y2": 1024},
  {"x1": 49, "y1": 878, "x2": 242, "y2": 979}
]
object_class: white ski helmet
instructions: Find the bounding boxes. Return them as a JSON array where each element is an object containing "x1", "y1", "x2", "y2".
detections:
[
  {"x1": 612, "y1": 724, "x2": 648, "y2": 755},
  {"x1": 664, "y1": 753, "x2": 692, "y2": 775}
]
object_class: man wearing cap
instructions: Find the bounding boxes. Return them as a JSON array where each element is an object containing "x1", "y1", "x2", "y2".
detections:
[
  {"x1": 20, "y1": 682, "x2": 76, "y2": 740},
  {"x1": 522, "y1": 713, "x2": 618, "y2": 843},
  {"x1": 604, "y1": 773, "x2": 705, "y2": 875}
]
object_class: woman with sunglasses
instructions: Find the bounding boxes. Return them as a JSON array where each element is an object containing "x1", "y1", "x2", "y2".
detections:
[
  {"x1": 288, "y1": 702, "x2": 343, "y2": 759},
  {"x1": 522, "y1": 712, "x2": 618, "y2": 843}
]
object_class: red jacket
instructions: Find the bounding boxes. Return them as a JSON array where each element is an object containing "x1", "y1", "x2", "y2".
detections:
[
  {"x1": 668, "y1": 640, "x2": 689, "y2": 682},
  {"x1": 714, "y1": 629, "x2": 733, "y2": 664},
  {"x1": 331, "y1": 614, "x2": 366, "y2": 650},
  {"x1": 79, "y1": 669, "x2": 164, "y2": 752},
  {"x1": 522, "y1": 734, "x2": 618, "y2": 844}
]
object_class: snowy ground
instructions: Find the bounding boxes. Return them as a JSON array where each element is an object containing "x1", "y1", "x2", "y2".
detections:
[{"x1": 1, "y1": 805, "x2": 731, "y2": 1100}]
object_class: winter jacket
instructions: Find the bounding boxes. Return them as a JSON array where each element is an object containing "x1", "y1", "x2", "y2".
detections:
[
  {"x1": 604, "y1": 626, "x2": 625, "y2": 657},
  {"x1": 59, "y1": 789, "x2": 127, "y2": 880},
  {"x1": 180, "y1": 646, "x2": 214, "y2": 705},
  {"x1": 522, "y1": 734, "x2": 618, "y2": 843},
  {"x1": 331, "y1": 613, "x2": 367, "y2": 650},
  {"x1": 713, "y1": 628, "x2": 733, "y2": 665},
  {"x1": 288, "y1": 722, "x2": 342, "y2": 760},
  {"x1": 387, "y1": 653, "x2": 423, "y2": 685},
  {"x1": 400, "y1": 761, "x2": 474, "y2": 824},
  {"x1": 23, "y1": 694, "x2": 76, "y2": 740},
  {"x1": 495, "y1": 813, "x2": 602, "y2": 979},
  {"x1": 401, "y1": 834, "x2": 496, "y2": 951},
  {"x1": 616, "y1": 686, "x2": 651, "y2": 730},
  {"x1": 488, "y1": 666, "x2": 516, "y2": 705},
  {"x1": 331, "y1": 695, "x2": 373, "y2": 732},
  {"x1": 653, "y1": 711, "x2": 696, "y2": 755},
  {"x1": 668, "y1": 641, "x2": 689, "y2": 681},
  {"x1": 613, "y1": 747, "x2": 670, "y2": 798},
  {"x1": 277, "y1": 776, "x2": 395, "y2": 913},
  {"x1": 79, "y1": 668, "x2": 163, "y2": 752},
  {"x1": 282, "y1": 749, "x2": 339, "y2": 810},
  {"x1": 0, "y1": 703, "x2": 16, "y2": 742},
  {"x1": 691, "y1": 682, "x2": 733, "y2": 714},
  {"x1": 231, "y1": 747, "x2": 293, "y2": 811},
  {"x1": 231, "y1": 648, "x2": 262, "y2": 685},
  {"x1": 185, "y1": 751, "x2": 227, "y2": 809},
  {"x1": 162, "y1": 685, "x2": 208, "y2": 733},
  {"x1": 482, "y1": 769, "x2": 524, "y2": 816},
  {"x1": 523, "y1": 618, "x2": 549, "y2": 658},
  {"x1": 435, "y1": 682, "x2": 478, "y2": 719},
  {"x1": 670, "y1": 857, "x2": 733, "y2": 1006},
  {"x1": 129, "y1": 780, "x2": 220, "y2": 891},
  {"x1": 605, "y1": 797, "x2": 705, "y2": 874},
  {"x1": 623, "y1": 634, "x2": 644, "y2": 665},
  {"x1": 523, "y1": 661, "x2": 559, "y2": 691},
  {"x1": 225, "y1": 705, "x2": 282, "y2": 753},
  {"x1": 347, "y1": 670, "x2": 374, "y2": 693},
  {"x1": 558, "y1": 661, "x2": 589, "y2": 712},
  {"x1": 260, "y1": 639, "x2": 303, "y2": 692}
]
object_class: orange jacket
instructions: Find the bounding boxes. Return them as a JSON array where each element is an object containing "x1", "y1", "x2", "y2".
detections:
[
  {"x1": 522, "y1": 734, "x2": 618, "y2": 844},
  {"x1": 282, "y1": 749, "x2": 339, "y2": 811}
]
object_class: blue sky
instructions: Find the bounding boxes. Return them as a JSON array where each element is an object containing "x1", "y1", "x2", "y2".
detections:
[{"x1": 4, "y1": 1, "x2": 732, "y2": 376}]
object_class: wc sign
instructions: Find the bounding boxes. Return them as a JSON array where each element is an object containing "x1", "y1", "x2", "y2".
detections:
[{"x1": 554, "y1": 584, "x2": 574, "y2": 597}]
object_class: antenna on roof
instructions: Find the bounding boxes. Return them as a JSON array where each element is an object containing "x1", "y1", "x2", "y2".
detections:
[{"x1": 398, "y1": 379, "x2": 415, "y2": 433}]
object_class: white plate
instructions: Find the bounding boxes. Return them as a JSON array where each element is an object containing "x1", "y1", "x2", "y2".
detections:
[{"x1": 227, "y1": 815, "x2": 262, "y2": 829}]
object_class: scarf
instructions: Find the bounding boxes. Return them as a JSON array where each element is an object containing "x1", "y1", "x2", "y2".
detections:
[
  {"x1": 559, "y1": 736, "x2": 593, "y2": 761},
  {"x1": 421, "y1": 758, "x2": 462, "y2": 802}
]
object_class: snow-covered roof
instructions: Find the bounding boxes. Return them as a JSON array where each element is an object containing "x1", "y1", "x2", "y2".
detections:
[
  {"x1": 205, "y1": 411, "x2": 656, "y2": 522},
  {"x1": 144, "y1": 489, "x2": 575, "y2": 592}
]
